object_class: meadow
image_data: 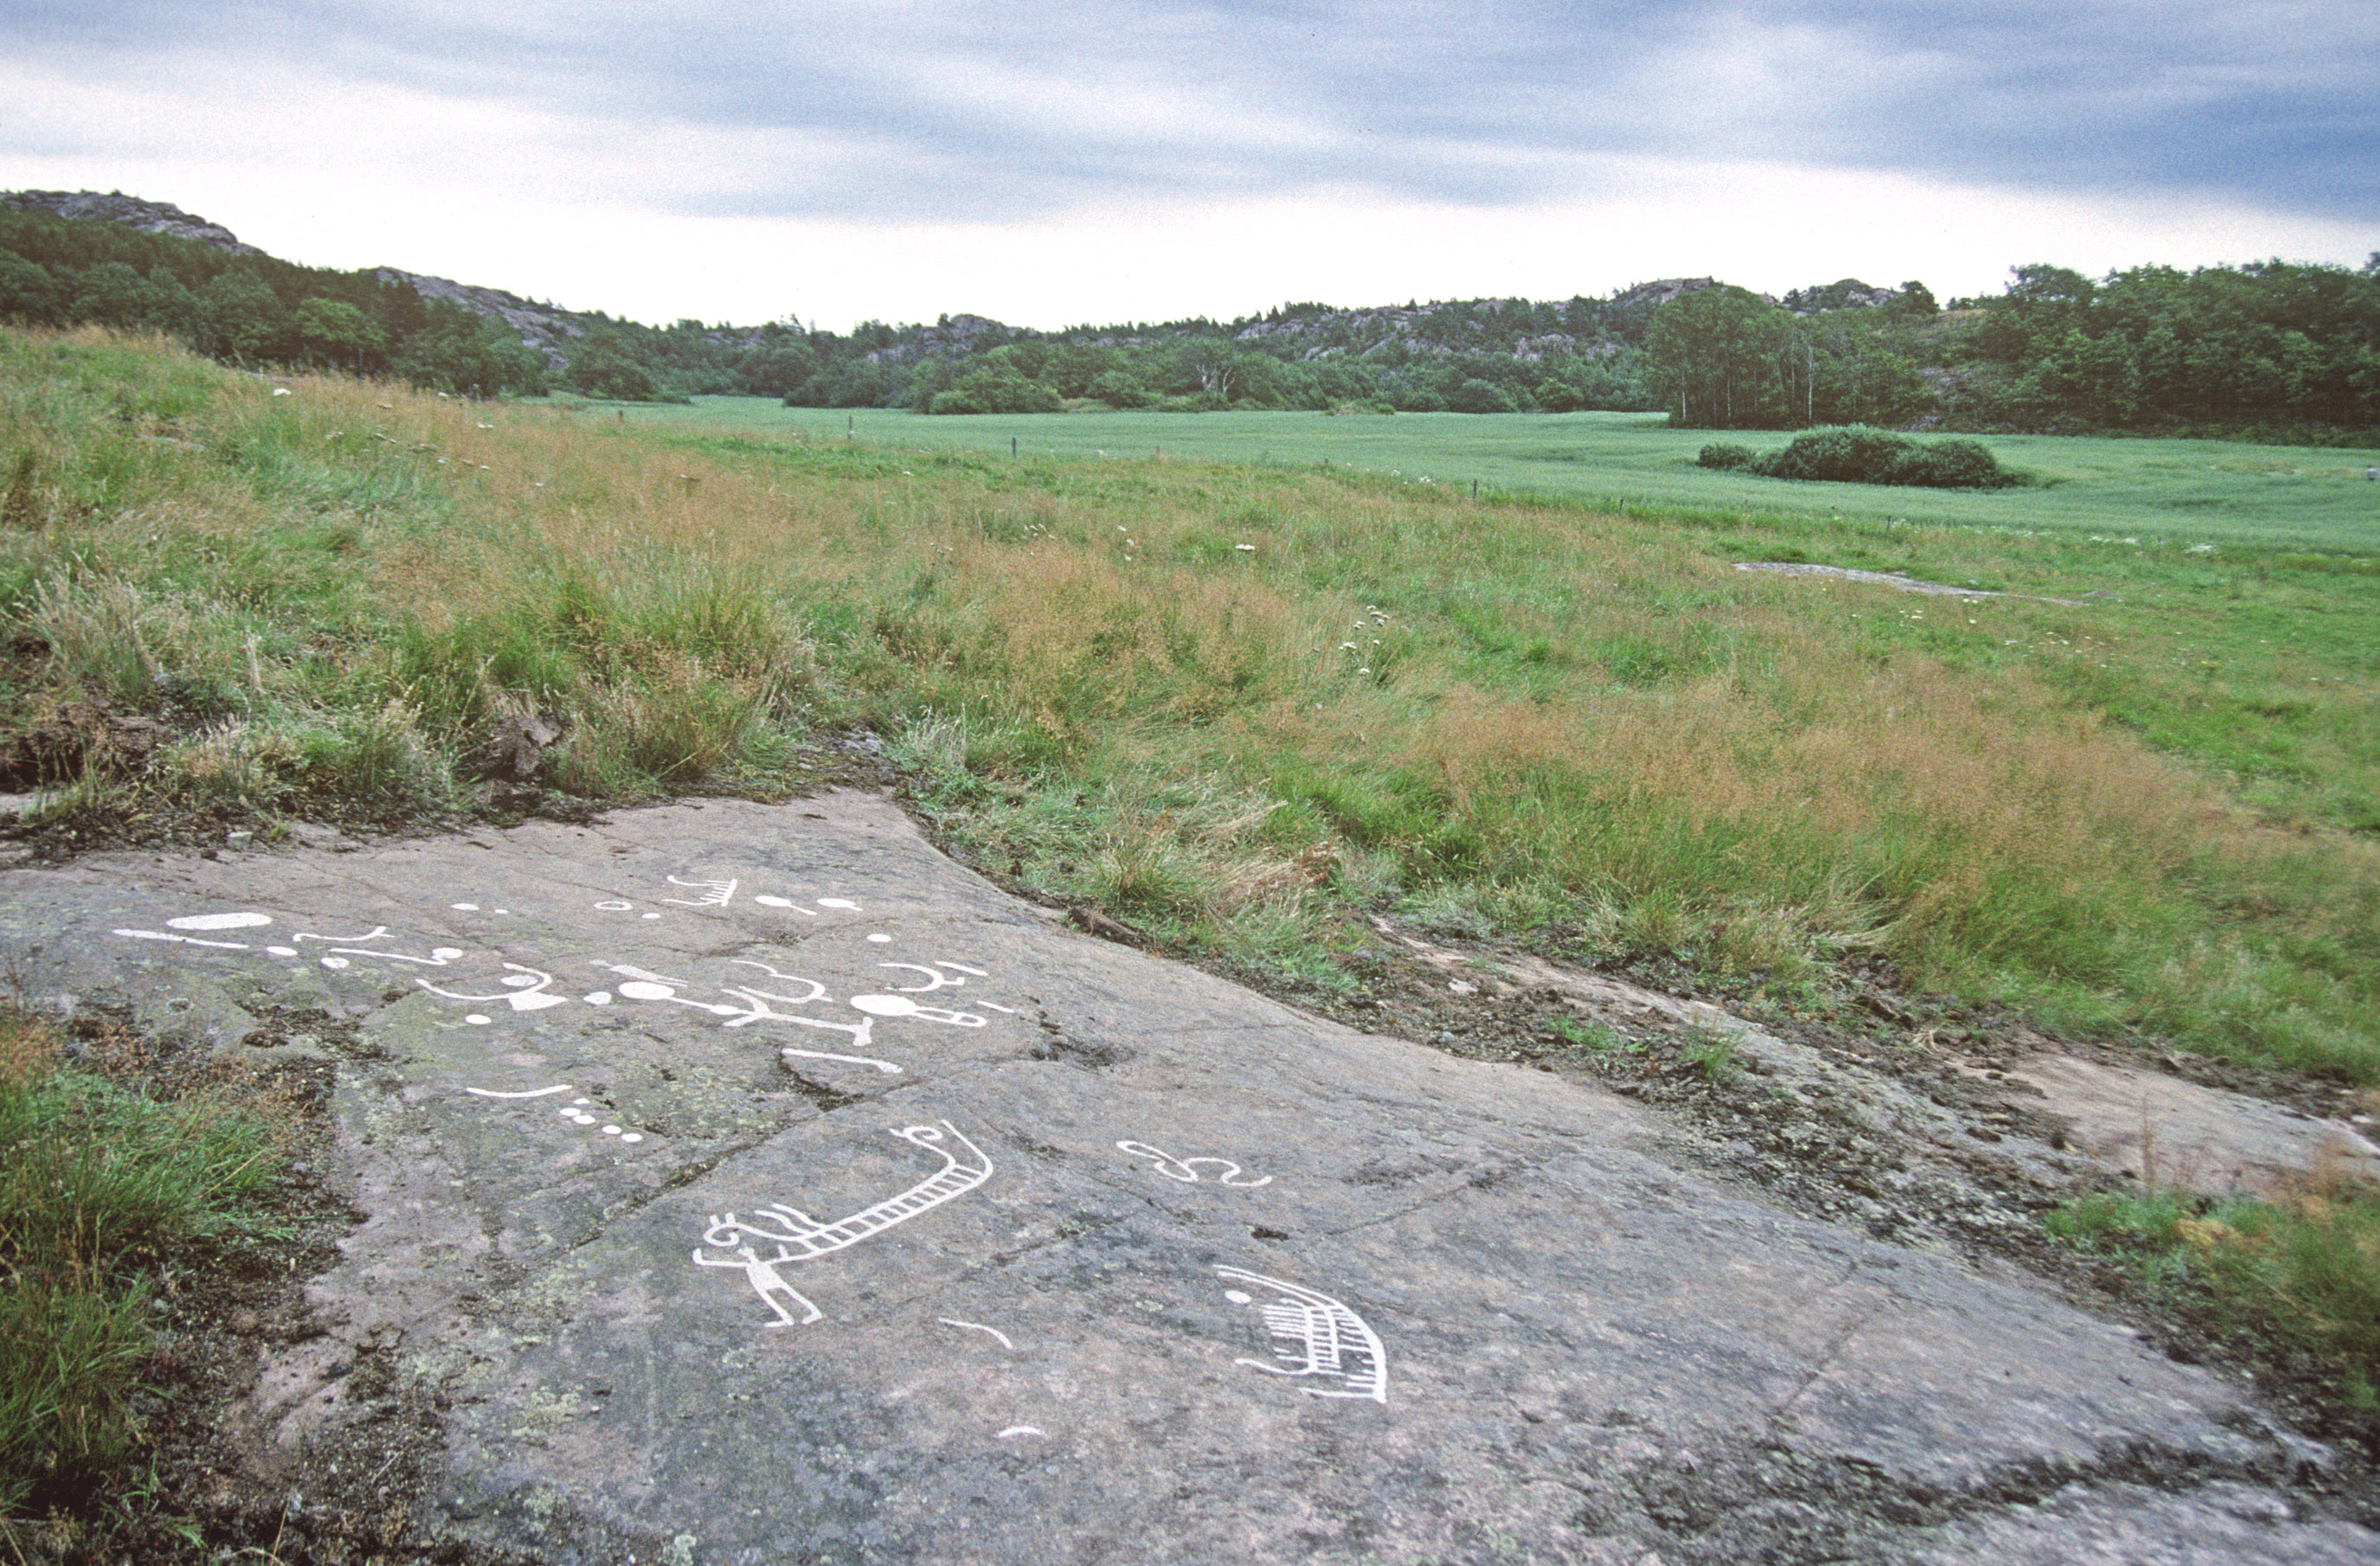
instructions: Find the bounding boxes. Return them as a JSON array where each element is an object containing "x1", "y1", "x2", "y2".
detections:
[
  {"x1": 4, "y1": 329, "x2": 2377, "y2": 1088},
  {"x1": 595, "y1": 397, "x2": 2380, "y2": 555}
]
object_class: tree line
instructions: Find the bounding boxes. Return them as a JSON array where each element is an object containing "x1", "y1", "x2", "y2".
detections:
[
  {"x1": 6, "y1": 196, "x2": 2374, "y2": 440},
  {"x1": 1645, "y1": 260, "x2": 2380, "y2": 439}
]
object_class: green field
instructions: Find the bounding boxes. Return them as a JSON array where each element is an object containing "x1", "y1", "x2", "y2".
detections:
[
  {"x1": 5, "y1": 331, "x2": 2376, "y2": 1088},
  {"x1": 581, "y1": 399, "x2": 2380, "y2": 555}
]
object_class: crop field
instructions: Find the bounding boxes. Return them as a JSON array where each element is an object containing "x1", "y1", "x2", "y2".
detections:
[
  {"x1": 5, "y1": 329, "x2": 2377, "y2": 1088},
  {"x1": 589, "y1": 398, "x2": 2380, "y2": 555}
]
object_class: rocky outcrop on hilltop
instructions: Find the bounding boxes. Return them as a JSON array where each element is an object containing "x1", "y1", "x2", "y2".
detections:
[
  {"x1": 1, "y1": 189, "x2": 258, "y2": 254},
  {"x1": 373, "y1": 268, "x2": 586, "y2": 366}
]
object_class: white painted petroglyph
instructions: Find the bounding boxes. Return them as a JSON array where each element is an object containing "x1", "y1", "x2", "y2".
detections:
[
  {"x1": 980, "y1": 1003, "x2": 1018, "y2": 1015},
  {"x1": 753, "y1": 895, "x2": 817, "y2": 915},
  {"x1": 594, "y1": 960, "x2": 691, "y2": 986},
  {"x1": 417, "y1": 963, "x2": 575, "y2": 1012},
  {"x1": 293, "y1": 927, "x2": 390, "y2": 944},
  {"x1": 996, "y1": 1427, "x2": 1046, "y2": 1440},
  {"x1": 320, "y1": 957, "x2": 350, "y2": 969},
  {"x1": 595, "y1": 900, "x2": 634, "y2": 911},
  {"x1": 878, "y1": 962, "x2": 959, "y2": 992},
  {"x1": 555, "y1": 1095, "x2": 647, "y2": 1143},
  {"x1": 328, "y1": 943, "x2": 465, "y2": 966},
  {"x1": 694, "y1": 1121, "x2": 994, "y2": 1326},
  {"x1": 818, "y1": 898, "x2": 860, "y2": 910},
  {"x1": 849, "y1": 994, "x2": 986, "y2": 1027},
  {"x1": 1215, "y1": 1267, "x2": 1388, "y2": 1404},
  {"x1": 113, "y1": 928, "x2": 251, "y2": 950},
  {"x1": 267, "y1": 946, "x2": 297, "y2": 956},
  {"x1": 936, "y1": 961, "x2": 987, "y2": 978},
  {"x1": 463, "y1": 1083, "x2": 647, "y2": 1144},
  {"x1": 584, "y1": 991, "x2": 612, "y2": 1004},
  {"x1": 866, "y1": 934, "x2": 892, "y2": 944},
  {"x1": 661, "y1": 876, "x2": 737, "y2": 908},
  {"x1": 691, "y1": 1246, "x2": 822, "y2": 1326},
  {"x1": 939, "y1": 1318, "x2": 1017, "y2": 1351},
  {"x1": 167, "y1": 912, "x2": 272, "y2": 931},
  {"x1": 451, "y1": 902, "x2": 479, "y2": 911},
  {"x1": 466, "y1": 1014, "x2": 492, "y2": 1024},
  {"x1": 728, "y1": 959, "x2": 828, "y2": 1003},
  {"x1": 1117, "y1": 1142, "x2": 1273, "y2": 1188}
]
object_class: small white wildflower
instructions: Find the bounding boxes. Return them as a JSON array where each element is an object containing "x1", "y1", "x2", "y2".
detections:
[{"x1": 271, "y1": 387, "x2": 291, "y2": 397}]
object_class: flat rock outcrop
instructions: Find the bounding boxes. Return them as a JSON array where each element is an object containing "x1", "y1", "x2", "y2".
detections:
[{"x1": 2, "y1": 794, "x2": 2365, "y2": 1563}]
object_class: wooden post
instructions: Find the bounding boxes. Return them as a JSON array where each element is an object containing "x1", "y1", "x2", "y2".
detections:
[
  {"x1": 1012, "y1": 436, "x2": 1018, "y2": 457},
  {"x1": 1472, "y1": 478, "x2": 1479, "y2": 501}
]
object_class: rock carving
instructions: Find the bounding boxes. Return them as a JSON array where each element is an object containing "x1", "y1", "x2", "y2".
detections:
[
  {"x1": 1217, "y1": 1267, "x2": 1387, "y2": 1403},
  {"x1": 1117, "y1": 1141, "x2": 1272, "y2": 1186},
  {"x1": 694, "y1": 1121, "x2": 994, "y2": 1326}
]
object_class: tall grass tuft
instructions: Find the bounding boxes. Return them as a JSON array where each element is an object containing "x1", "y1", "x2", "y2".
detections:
[{"x1": 0, "y1": 1009, "x2": 289, "y2": 1513}]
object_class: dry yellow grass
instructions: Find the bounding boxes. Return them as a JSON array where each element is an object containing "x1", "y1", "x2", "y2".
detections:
[{"x1": 5, "y1": 329, "x2": 2375, "y2": 1071}]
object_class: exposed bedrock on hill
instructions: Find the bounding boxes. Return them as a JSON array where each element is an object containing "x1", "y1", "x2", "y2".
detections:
[{"x1": 3, "y1": 793, "x2": 2371, "y2": 1563}]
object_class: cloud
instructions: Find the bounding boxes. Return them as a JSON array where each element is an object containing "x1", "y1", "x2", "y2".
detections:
[{"x1": 7, "y1": 1, "x2": 2376, "y2": 221}]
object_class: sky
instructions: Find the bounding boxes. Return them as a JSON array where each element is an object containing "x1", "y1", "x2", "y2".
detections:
[{"x1": 3, "y1": 2, "x2": 2377, "y2": 332}]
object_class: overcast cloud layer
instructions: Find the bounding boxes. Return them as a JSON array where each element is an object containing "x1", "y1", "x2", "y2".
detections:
[{"x1": 3, "y1": 2, "x2": 2376, "y2": 327}]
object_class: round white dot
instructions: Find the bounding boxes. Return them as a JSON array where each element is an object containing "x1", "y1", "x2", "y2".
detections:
[
  {"x1": 494, "y1": 908, "x2": 511, "y2": 915},
  {"x1": 557, "y1": 1107, "x2": 576, "y2": 1117},
  {"x1": 866, "y1": 933, "x2": 892, "y2": 944},
  {"x1": 500, "y1": 973, "x2": 540, "y2": 988},
  {"x1": 1225, "y1": 1290, "x2": 1252, "y2": 1305},
  {"x1": 466, "y1": 1014, "x2": 492, "y2": 1024},
  {"x1": 617, "y1": 980, "x2": 674, "y2": 1000},
  {"x1": 320, "y1": 957, "x2": 350, "y2": 969},
  {"x1": 450, "y1": 902, "x2": 479, "y2": 911},
  {"x1": 602, "y1": 1125, "x2": 621, "y2": 1135},
  {"x1": 642, "y1": 912, "x2": 661, "y2": 920},
  {"x1": 584, "y1": 991, "x2": 612, "y2": 1004},
  {"x1": 756, "y1": 895, "x2": 794, "y2": 908},
  {"x1": 573, "y1": 1114, "x2": 596, "y2": 1125},
  {"x1": 572, "y1": 1098, "x2": 591, "y2": 1106},
  {"x1": 621, "y1": 1133, "x2": 644, "y2": 1144}
]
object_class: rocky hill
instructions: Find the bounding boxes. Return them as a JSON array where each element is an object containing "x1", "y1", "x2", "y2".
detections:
[{"x1": 0, "y1": 189, "x2": 257, "y2": 255}]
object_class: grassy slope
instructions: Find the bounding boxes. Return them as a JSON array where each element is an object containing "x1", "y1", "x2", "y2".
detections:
[
  {"x1": 593, "y1": 398, "x2": 2380, "y2": 554},
  {"x1": 4, "y1": 329, "x2": 2377, "y2": 1083}
]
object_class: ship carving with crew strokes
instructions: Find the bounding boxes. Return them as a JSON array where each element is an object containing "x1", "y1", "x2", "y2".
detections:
[{"x1": 693, "y1": 1120, "x2": 994, "y2": 1326}]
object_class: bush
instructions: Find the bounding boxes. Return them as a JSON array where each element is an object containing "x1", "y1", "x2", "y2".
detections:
[
  {"x1": 928, "y1": 367, "x2": 1064, "y2": 415},
  {"x1": 1449, "y1": 378, "x2": 1519, "y2": 414},
  {"x1": 1758, "y1": 425, "x2": 1915, "y2": 484},
  {"x1": 1711, "y1": 426, "x2": 2027, "y2": 490},
  {"x1": 1089, "y1": 370, "x2": 1153, "y2": 409},
  {"x1": 1885, "y1": 436, "x2": 2022, "y2": 489}
]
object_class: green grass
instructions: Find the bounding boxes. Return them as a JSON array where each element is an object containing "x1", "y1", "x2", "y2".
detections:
[
  {"x1": 5, "y1": 329, "x2": 2377, "y2": 1088},
  {"x1": 2049, "y1": 1181, "x2": 2380, "y2": 1408},
  {"x1": 0, "y1": 1008, "x2": 290, "y2": 1517},
  {"x1": 577, "y1": 397, "x2": 2380, "y2": 555}
]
